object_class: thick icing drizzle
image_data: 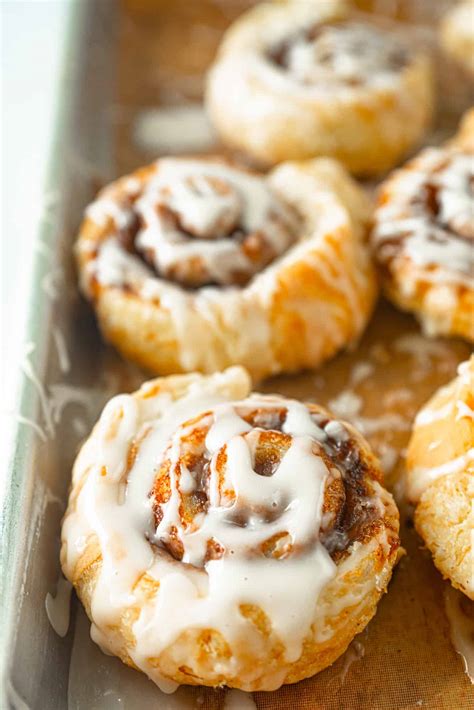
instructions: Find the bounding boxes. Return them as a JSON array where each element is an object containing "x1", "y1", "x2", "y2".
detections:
[
  {"x1": 373, "y1": 148, "x2": 474, "y2": 288},
  {"x1": 61, "y1": 371, "x2": 384, "y2": 693},
  {"x1": 409, "y1": 449, "x2": 474, "y2": 501},
  {"x1": 408, "y1": 355, "x2": 474, "y2": 501}
]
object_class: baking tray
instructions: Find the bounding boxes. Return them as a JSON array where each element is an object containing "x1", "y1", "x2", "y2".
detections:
[{"x1": 1, "y1": 1, "x2": 473, "y2": 708}]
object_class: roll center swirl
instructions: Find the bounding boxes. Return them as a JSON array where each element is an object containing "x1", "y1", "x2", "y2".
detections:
[
  {"x1": 150, "y1": 399, "x2": 376, "y2": 571},
  {"x1": 270, "y1": 21, "x2": 408, "y2": 88},
  {"x1": 91, "y1": 159, "x2": 299, "y2": 289}
]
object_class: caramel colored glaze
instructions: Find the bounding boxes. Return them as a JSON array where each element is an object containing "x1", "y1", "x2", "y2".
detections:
[{"x1": 81, "y1": 0, "x2": 474, "y2": 706}]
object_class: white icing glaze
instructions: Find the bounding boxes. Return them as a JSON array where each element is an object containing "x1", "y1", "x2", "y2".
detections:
[
  {"x1": 68, "y1": 606, "x2": 195, "y2": 709},
  {"x1": 62, "y1": 372, "x2": 356, "y2": 692},
  {"x1": 409, "y1": 448, "x2": 474, "y2": 501},
  {"x1": 338, "y1": 637, "x2": 365, "y2": 686},
  {"x1": 456, "y1": 400, "x2": 474, "y2": 420},
  {"x1": 458, "y1": 358, "x2": 474, "y2": 385},
  {"x1": 415, "y1": 401, "x2": 454, "y2": 427},
  {"x1": 409, "y1": 356, "x2": 473, "y2": 501},
  {"x1": 224, "y1": 689, "x2": 257, "y2": 709},
  {"x1": 89, "y1": 158, "x2": 297, "y2": 288},
  {"x1": 45, "y1": 576, "x2": 72, "y2": 638},
  {"x1": 282, "y1": 22, "x2": 409, "y2": 91},
  {"x1": 374, "y1": 149, "x2": 474, "y2": 288}
]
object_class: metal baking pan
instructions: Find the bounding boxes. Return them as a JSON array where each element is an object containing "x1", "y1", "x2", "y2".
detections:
[
  {"x1": 2, "y1": 1, "x2": 472, "y2": 708},
  {"x1": 2, "y1": 2, "x2": 118, "y2": 707}
]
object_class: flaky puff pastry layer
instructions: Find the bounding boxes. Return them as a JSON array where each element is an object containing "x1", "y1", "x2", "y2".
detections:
[
  {"x1": 61, "y1": 367, "x2": 400, "y2": 691},
  {"x1": 76, "y1": 157, "x2": 377, "y2": 382},
  {"x1": 205, "y1": 0, "x2": 433, "y2": 176},
  {"x1": 406, "y1": 356, "x2": 474, "y2": 599},
  {"x1": 440, "y1": 1, "x2": 474, "y2": 75},
  {"x1": 371, "y1": 109, "x2": 474, "y2": 343}
]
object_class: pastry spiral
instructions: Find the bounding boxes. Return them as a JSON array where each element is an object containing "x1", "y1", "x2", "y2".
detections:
[
  {"x1": 371, "y1": 109, "x2": 474, "y2": 342},
  {"x1": 76, "y1": 156, "x2": 376, "y2": 380},
  {"x1": 205, "y1": 0, "x2": 433, "y2": 175},
  {"x1": 406, "y1": 356, "x2": 474, "y2": 599},
  {"x1": 60, "y1": 367, "x2": 400, "y2": 692},
  {"x1": 440, "y1": 1, "x2": 474, "y2": 75}
]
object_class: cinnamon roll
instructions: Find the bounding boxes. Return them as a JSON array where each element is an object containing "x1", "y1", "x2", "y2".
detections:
[
  {"x1": 61, "y1": 367, "x2": 400, "y2": 692},
  {"x1": 406, "y1": 356, "x2": 474, "y2": 599},
  {"x1": 440, "y1": 1, "x2": 474, "y2": 75},
  {"x1": 205, "y1": 0, "x2": 433, "y2": 176},
  {"x1": 76, "y1": 156, "x2": 376, "y2": 380},
  {"x1": 371, "y1": 109, "x2": 474, "y2": 342}
]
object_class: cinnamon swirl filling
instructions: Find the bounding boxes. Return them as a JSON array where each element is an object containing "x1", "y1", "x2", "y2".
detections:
[
  {"x1": 269, "y1": 21, "x2": 409, "y2": 89},
  {"x1": 150, "y1": 398, "x2": 386, "y2": 572},
  {"x1": 86, "y1": 159, "x2": 299, "y2": 289},
  {"x1": 373, "y1": 149, "x2": 474, "y2": 284}
]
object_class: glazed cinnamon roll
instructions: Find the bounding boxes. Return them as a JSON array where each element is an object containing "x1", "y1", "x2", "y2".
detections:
[
  {"x1": 440, "y1": 1, "x2": 474, "y2": 75},
  {"x1": 371, "y1": 109, "x2": 474, "y2": 342},
  {"x1": 406, "y1": 356, "x2": 474, "y2": 599},
  {"x1": 205, "y1": 0, "x2": 433, "y2": 175},
  {"x1": 76, "y1": 156, "x2": 376, "y2": 380},
  {"x1": 61, "y1": 367, "x2": 400, "y2": 692}
]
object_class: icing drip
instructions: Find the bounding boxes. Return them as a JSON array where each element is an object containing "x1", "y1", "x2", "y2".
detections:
[
  {"x1": 62, "y1": 374, "x2": 385, "y2": 692},
  {"x1": 86, "y1": 159, "x2": 298, "y2": 289},
  {"x1": 45, "y1": 576, "x2": 72, "y2": 638},
  {"x1": 224, "y1": 689, "x2": 257, "y2": 709},
  {"x1": 409, "y1": 355, "x2": 474, "y2": 501},
  {"x1": 409, "y1": 448, "x2": 474, "y2": 501},
  {"x1": 443, "y1": 586, "x2": 474, "y2": 685},
  {"x1": 374, "y1": 149, "x2": 474, "y2": 287},
  {"x1": 271, "y1": 21, "x2": 408, "y2": 90}
]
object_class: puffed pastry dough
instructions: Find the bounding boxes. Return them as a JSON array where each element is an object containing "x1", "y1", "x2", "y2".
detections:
[
  {"x1": 406, "y1": 356, "x2": 474, "y2": 599},
  {"x1": 60, "y1": 366, "x2": 400, "y2": 691},
  {"x1": 440, "y1": 1, "x2": 474, "y2": 75},
  {"x1": 371, "y1": 108, "x2": 474, "y2": 342},
  {"x1": 205, "y1": 0, "x2": 433, "y2": 175},
  {"x1": 76, "y1": 155, "x2": 377, "y2": 381}
]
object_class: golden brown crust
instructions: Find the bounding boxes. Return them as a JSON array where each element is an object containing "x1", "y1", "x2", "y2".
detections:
[
  {"x1": 415, "y1": 472, "x2": 473, "y2": 600},
  {"x1": 406, "y1": 356, "x2": 474, "y2": 599},
  {"x1": 76, "y1": 156, "x2": 377, "y2": 381},
  {"x1": 205, "y1": 0, "x2": 433, "y2": 175}
]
